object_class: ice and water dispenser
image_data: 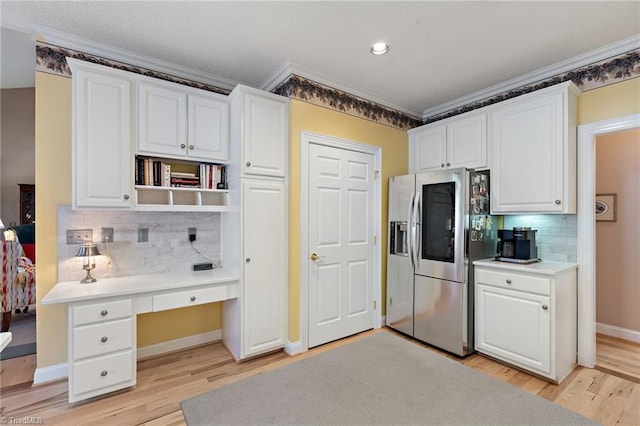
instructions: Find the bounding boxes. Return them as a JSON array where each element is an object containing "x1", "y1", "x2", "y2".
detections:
[{"x1": 389, "y1": 221, "x2": 409, "y2": 256}]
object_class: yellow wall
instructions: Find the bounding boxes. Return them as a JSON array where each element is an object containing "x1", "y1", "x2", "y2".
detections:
[
  {"x1": 578, "y1": 77, "x2": 640, "y2": 124},
  {"x1": 288, "y1": 100, "x2": 408, "y2": 341},
  {"x1": 35, "y1": 72, "x2": 221, "y2": 368}
]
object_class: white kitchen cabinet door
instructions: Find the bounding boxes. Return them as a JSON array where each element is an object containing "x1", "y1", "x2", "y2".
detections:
[
  {"x1": 446, "y1": 113, "x2": 487, "y2": 170},
  {"x1": 409, "y1": 124, "x2": 446, "y2": 173},
  {"x1": 138, "y1": 81, "x2": 188, "y2": 157},
  {"x1": 242, "y1": 91, "x2": 288, "y2": 178},
  {"x1": 71, "y1": 60, "x2": 133, "y2": 209},
  {"x1": 187, "y1": 93, "x2": 229, "y2": 162},
  {"x1": 489, "y1": 82, "x2": 578, "y2": 214},
  {"x1": 476, "y1": 283, "x2": 551, "y2": 376},
  {"x1": 242, "y1": 179, "x2": 287, "y2": 357}
]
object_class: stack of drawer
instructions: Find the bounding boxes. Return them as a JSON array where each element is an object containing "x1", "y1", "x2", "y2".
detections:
[{"x1": 69, "y1": 298, "x2": 136, "y2": 403}]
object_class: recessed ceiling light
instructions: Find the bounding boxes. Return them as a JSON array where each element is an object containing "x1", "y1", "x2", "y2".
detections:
[{"x1": 370, "y1": 42, "x2": 389, "y2": 55}]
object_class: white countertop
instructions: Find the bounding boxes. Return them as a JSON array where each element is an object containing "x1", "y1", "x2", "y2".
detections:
[
  {"x1": 473, "y1": 258, "x2": 578, "y2": 275},
  {"x1": 41, "y1": 269, "x2": 239, "y2": 305},
  {"x1": 0, "y1": 332, "x2": 12, "y2": 352}
]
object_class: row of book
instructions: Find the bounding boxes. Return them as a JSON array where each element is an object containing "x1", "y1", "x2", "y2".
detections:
[{"x1": 135, "y1": 158, "x2": 227, "y2": 189}]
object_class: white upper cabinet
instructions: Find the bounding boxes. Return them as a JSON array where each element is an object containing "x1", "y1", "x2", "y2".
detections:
[
  {"x1": 230, "y1": 85, "x2": 288, "y2": 178},
  {"x1": 139, "y1": 79, "x2": 229, "y2": 163},
  {"x1": 409, "y1": 112, "x2": 487, "y2": 173},
  {"x1": 489, "y1": 82, "x2": 580, "y2": 214},
  {"x1": 69, "y1": 59, "x2": 133, "y2": 210}
]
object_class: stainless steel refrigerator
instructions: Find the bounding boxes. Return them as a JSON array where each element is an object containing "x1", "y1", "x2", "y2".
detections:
[{"x1": 386, "y1": 168, "x2": 497, "y2": 356}]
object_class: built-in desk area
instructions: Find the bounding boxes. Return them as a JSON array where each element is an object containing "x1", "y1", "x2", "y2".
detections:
[{"x1": 41, "y1": 269, "x2": 239, "y2": 403}]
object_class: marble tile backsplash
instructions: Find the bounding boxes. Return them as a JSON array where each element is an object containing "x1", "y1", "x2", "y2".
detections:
[
  {"x1": 57, "y1": 206, "x2": 221, "y2": 282},
  {"x1": 503, "y1": 214, "x2": 577, "y2": 263}
]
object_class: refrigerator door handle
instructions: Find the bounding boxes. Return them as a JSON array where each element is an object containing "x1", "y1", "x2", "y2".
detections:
[
  {"x1": 413, "y1": 191, "x2": 421, "y2": 268},
  {"x1": 408, "y1": 191, "x2": 416, "y2": 271}
]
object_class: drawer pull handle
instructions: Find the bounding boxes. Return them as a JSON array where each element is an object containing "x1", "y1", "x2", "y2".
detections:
[
  {"x1": 100, "y1": 336, "x2": 108, "y2": 343},
  {"x1": 190, "y1": 296, "x2": 196, "y2": 302},
  {"x1": 189, "y1": 145, "x2": 195, "y2": 150},
  {"x1": 100, "y1": 370, "x2": 108, "y2": 377},
  {"x1": 181, "y1": 144, "x2": 186, "y2": 149},
  {"x1": 542, "y1": 304, "x2": 549, "y2": 310},
  {"x1": 123, "y1": 194, "x2": 130, "y2": 200},
  {"x1": 555, "y1": 200, "x2": 561, "y2": 205},
  {"x1": 100, "y1": 310, "x2": 108, "y2": 317},
  {"x1": 506, "y1": 279, "x2": 512, "y2": 284},
  {"x1": 441, "y1": 163, "x2": 445, "y2": 168}
]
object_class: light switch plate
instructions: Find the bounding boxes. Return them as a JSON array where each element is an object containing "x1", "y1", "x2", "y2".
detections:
[{"x1": 66, "y1": 229, "x2": 93, "y2": 244}]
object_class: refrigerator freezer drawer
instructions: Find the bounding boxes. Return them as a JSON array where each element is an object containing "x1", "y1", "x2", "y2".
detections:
[{"x1": 414, "y1": 275, "x2": 467, "y2": 356}]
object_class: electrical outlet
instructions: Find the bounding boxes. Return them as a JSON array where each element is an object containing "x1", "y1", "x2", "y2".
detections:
[
  {"x1": 66, "y1": 229, "x2": 93, "y2": 244},
  {"x1": 102, "y1": 227, "x2": 114, "y2": 243},
  {"x1": 138, "y1": 228, "x2": 149, "y2": 243},
  {"x1": 188, "y1": 227, "x2": 197, "y2": 242}
]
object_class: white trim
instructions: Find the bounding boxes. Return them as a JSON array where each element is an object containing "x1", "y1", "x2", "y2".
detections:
[
  {"x1": 34, "y1": 363, "x2": 68, "y2": 384},
  {"x1": 423, "y1": 34, "x2": 640, "y2": 119},
  {"x1": 36, "y1": 26, "x2": 238, "y2": 91},
  {"x1": 577, "y1": 113, "x2": 640, "y2": 368},
  {"x1": 596, "y1": 323, "x2": 640, "y2": 343},
  {"x1": 137, "y1": 329, "x2": 222, "y2": 359},
  {"x1": 284, "y1": 340, "x2": 304, "y2": 356},
  {"x1": 261, "y1": 61, "x2": 422, "y2": 118},
  {"x1": 300, "y1": 131, "x2": 382, "y2": 353}
]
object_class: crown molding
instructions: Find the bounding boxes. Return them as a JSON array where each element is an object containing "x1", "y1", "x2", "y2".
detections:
[
  {"x1": 422, "y1": 33, "x2": 640, "y2": 119},
  {"x1": 261, "y1": 60, "x2": 423, "y2": 118},
  {"x1": 35, "y1": 26, "x2": 238, "y2": 91}
]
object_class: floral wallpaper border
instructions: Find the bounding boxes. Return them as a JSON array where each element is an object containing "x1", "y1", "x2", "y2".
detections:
[
  {"x1": 36, "y1": 41, "x2": 639, "y2": 131},
  {"x1": 423, "y1": 49, "x2": 640, "y2": 125},
  {"x1": 273, "y1": 75, "x2": 423, "y2": 130},
  {"x1": 35, "y1": 42, "x2": 230, "y2": 95}
]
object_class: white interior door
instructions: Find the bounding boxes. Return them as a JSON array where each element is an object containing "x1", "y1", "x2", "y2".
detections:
[{"x1": 308, "y1": 143, "x2": 375, "y2": 347}]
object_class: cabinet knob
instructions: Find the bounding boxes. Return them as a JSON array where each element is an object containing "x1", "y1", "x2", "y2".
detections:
[
  {"x1": 123, "y1": 194, "x2": 130, "y2": 200},
  {"x1": 100, "y1": 336, "x2": 108, "y2": 343},
  {"x1": 100, "y1": 370, "x2": 108, "y2": 377},
  {"x1": 190, "y1": 296, "x2": 196, "y2": 302},
  {"x1": 189, "y1": 145, "x2": 195, "y2": 150},
  {"x1": 246, "y1": 161, "x2": 251, "y2": 167},
  {"x1": 100, "y1": 310, "x2": 108, "y2": 317},
  {"x1": 542, "y1": 304, "x2": 549, "y2": 310},
  {"x1": 441, "y1": 163, "x2": 445, "y2": 168},
  {"x1": 180, "y1": 144, "x2": 186, "y2": 149},
  {"x1": 555, "y1": 200, "x2": 561, "y2": 205},
  {"x1": 446, "y1": 162, "x2": 451, "y2": 167},
  {"x1": 506, "y1": 279, "x2": 512, "y2": 284},
  {"x1": 246, "y1": 257, "x2": 251, "y2": 263}
]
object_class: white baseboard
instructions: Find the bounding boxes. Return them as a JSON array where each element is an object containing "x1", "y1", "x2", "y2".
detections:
[
  {"x1": 136, "y1": 329, "x2": 222, "y2": 359},
  {"x1": 34, "y1": 329, "x2": 222, "y2": 384},
  {"x1": 284, "y1": 340, "x2": 304, "y2": 356},
  {"x1": 596, "y1": 322, "x2": 640, "y2": 343},
  {"x1": 34, "y1": 363, "x2": 68, "y2": 385}
]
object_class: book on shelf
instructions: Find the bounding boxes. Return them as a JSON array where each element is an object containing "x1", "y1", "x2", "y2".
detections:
[{"x1": 135, "y1": 158, "x2": 226, "y2": 190}]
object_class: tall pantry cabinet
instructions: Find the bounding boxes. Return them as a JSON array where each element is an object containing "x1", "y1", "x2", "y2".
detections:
[{"x1": 222, "y1": 85, "x2": 289, "y2": 360}]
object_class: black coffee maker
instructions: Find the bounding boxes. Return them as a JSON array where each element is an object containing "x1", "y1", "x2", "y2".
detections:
[{"x1": 496, "y1": 227, "x2": 539, "y2": 264}]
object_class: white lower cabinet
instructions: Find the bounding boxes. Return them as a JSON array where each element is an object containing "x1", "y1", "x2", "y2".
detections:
[
  {"x1": 222, "y1": 179, "x2": 287, "y2": 360},
  {"x1": 69, "y1": 297, "x2": 136, "y2": 403},
  {"x1": 474, "y1": 261, "x2": 577, "y2": 382}
]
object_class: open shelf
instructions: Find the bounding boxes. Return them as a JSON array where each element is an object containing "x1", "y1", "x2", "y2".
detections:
[{"x1": 134, "y1": 185, "x2": 231, "y2": 212}]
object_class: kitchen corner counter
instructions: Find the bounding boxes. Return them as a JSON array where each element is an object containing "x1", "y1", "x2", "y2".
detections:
[
  {"x1": 41, "y1": 269, "x2": 239, "y2": 305},
  {"x1": 473, "y1": 259, "x2": 578, "y2": 275}
]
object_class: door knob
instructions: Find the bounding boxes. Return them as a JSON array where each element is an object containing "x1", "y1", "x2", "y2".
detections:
[{"x1": 310, "y1": 253, "x2": 326, "y2": 261}]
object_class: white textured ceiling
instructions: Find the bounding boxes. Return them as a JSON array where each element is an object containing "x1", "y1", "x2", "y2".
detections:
[{"x1": 1, "y1": 1, "x2": 639, "y2": 117}]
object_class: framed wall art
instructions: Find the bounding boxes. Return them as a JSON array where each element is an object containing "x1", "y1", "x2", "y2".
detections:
[{"x1": 595, "y1": 193, "x2": 617, "y2": 222}]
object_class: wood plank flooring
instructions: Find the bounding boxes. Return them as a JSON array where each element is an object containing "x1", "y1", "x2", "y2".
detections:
[
  {"x1": 1, "y1": 328, "x2": 639, "y2": 425},
  {"x1": 596, "y1": 333, "x2": 640, "y2": 383}
]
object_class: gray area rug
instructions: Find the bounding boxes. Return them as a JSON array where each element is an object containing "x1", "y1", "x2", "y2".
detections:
[
  {"x1": 0, "y1": 343, "x2": 36, "y2": 360},
  {"x1": 181, "y1": 332, "x2": 598, "y2": 425}
]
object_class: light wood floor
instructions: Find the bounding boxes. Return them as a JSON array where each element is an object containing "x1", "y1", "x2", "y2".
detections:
[
  {"x1": 1, "y1": 328, "x2": 639, "y2": 425},
  {"x1": 596, "y1": 333, "x2": 640, "y2": 383}
]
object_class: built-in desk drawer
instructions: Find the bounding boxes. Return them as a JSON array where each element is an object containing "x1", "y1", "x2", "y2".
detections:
[
  {"x1": 73, "y1": 318, "x2": 134, "y2": 360},
  {"x1": 73, "y1": 299, "x2": 133, "y2": 326},
  {"x1": 476, "y1": 268, "x2": 551, "y2": 295},
  {"x1": 152, "y1": 285, "x2": 230, "y2": 312},
  {"x1": 73, "y1": 350, "x2": 135, "y2": 397}
]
